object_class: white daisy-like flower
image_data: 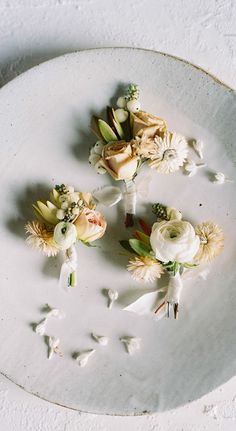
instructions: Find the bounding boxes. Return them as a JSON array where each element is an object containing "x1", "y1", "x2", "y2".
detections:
[
  {"x1": 194, "y1": 221, "x2": 224, "y2": 263},
  {"x1": 25, "y1": 221, "x2": 60, "y2": 257},
  {"x1": 149, "y1": 132, "x2": 188, "y2": 173},
  {"x1": 127, "y1": 256, "x2": 164, "y2": 283}
]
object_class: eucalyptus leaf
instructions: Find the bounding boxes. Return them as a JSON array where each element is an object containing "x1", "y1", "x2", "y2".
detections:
[
  {"x1": 135, "y1": 231, "x2": 151, "y2": 246},
  {"x1": 98, "y1": 119, "x2": 118, "y2": 142},
  {"x1": 119, "y1": 240, "x2": 134, "y2": 254},
  {"x1": 112, "y1": 108, "x2": 125, "y2": 139},
  {"x1": 129, "y1": 239, "x2": 152, "y2": 257}
]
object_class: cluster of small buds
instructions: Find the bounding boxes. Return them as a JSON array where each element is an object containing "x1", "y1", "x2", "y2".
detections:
[
  {"x1": 55, "y1": 184, "x2": 84, "y2": 222},
  {"x1": 116, "y1": 83, "x2": 141, "y2": 118},
  {"x1": 152, "y1": 203, "x2": 168, "y2": 220}
]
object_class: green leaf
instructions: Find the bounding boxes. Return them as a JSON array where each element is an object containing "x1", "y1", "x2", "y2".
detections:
[
  {"x1": 98, "y1": 119, "x2": 118, "y2": 142},
  {"x1": 129, "y1": 239, "x2": 152, "y2": 257},
  {"x1": 119, "y1": 240, "x2": 134, "y2": 254},
  {"x1": 183, "y1": 262, "x2": 197, "y2": 268}
]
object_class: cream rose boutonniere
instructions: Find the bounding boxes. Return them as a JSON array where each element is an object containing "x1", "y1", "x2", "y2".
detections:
[
  {"x1": 25, "y1": 184, "x2": 107, "y2": 289},
  {"x1": 88, "y1": 84, "x2": 198, "y2": 227},
  {"x1": 120, "y1": 202, "x2": 224, "y2": 319}
]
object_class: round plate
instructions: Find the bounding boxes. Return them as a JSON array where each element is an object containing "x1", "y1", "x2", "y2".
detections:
[{"x1": 0, "y1": 48, "x2": 236, "y2": 415}]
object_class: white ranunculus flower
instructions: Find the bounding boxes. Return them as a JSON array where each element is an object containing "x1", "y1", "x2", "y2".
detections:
[
  {"x1": 150, "y1": 220, "x2": 200, "y2": 263},
  {"x1": 53, "y1": 222, "x2": 77, "y2": 250}
]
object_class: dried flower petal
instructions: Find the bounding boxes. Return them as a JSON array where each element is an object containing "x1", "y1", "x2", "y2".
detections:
[
  {"x1": 47, "y1": 336, "x2": 61, "y2": 359},
  {"x1": 91, "y1": 334, "x2": 109, "y2": 346},
  {"x1": 33, "y1": 318, "x2": 47, "y2": 336},
  {"x1": 107, "y1": 289, "x2": 119, "y2": 309},
  {"x1": 75, "y1": 349, "x2": 96, "y2": 367},
  {"x1": 127, "y1": 256, "x2": 164, "y2": 283},
  {"x1": 120, "y1": 336, "x2": 141, "y2": 354},
  {"x1": 192, "y1": 139, "x2": 204, "y2": 159}
]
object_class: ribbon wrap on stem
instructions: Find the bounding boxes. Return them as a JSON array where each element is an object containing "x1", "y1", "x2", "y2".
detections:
[
  {"x1": 123, "y1": 180, "x2": 137, "y2": 215},
  {"x1": 166, "y1": 272, "x2": 183, "y2": 304},
  {"x1": 59, "y1": 244, "x2": 77, "y2": 289}
]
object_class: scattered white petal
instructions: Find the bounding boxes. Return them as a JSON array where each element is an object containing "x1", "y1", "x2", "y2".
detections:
[
  {"x1": 91, "y1": 333, "x2": 109, "y2": 346},
  {"x1": 92, "y1": 185, "x2": 122, "y2": 207},
  {"x1": 184, "y1": 159, "x2": 206, "y2": 176},
  {"x1": 213, "y1": 172, "x2": 234, "y2": 184},
  {"x1": 192, "y1": 139, "x2": 204, "y2": 159},
  {"x1": 34, "y1": 318, "x2": 47, "y2": 336},
  {"x1": 75, "y1": 349, "x2": 95, "y2": 367},
  {"x1": 48, "y1": 336, "x2": 61, "y2": 360},
  {"x1": 45, "y1": 305, "x2": 65, "y2": 319},
  {"x1": 107, "y1": 289, "x2": 119, "y2": 309},
  {"x1": 120, "y1": 336, "x2": 141, "y2": 355}
]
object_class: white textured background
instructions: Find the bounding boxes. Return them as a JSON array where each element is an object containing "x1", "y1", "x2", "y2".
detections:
[{"x1": 0, "y1": 0, "x2": 236, "y2": 429}]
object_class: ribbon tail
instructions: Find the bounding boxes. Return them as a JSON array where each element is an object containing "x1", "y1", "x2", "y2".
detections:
[{"x1": 124, "y1": 291, "x2": 162, "y2": 318}]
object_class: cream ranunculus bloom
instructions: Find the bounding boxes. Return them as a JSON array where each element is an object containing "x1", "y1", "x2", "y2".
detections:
[
  {"x1": 99, "y1": 141, "x2": 138, "y2": 181},
  {"x1": 150, "y1": 220, "x2": 200, "y2": 263},
  {"x1": 132, "y1": 111, "x2": 167, "y2": 139},
  {"x1": 74, "y1": 208, "x2": 107, "y2": 243},
  {"x1": 53, "y1": 221, "x2": 77, "y2": 250}
]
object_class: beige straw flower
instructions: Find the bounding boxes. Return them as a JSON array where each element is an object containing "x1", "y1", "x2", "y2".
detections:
[
  {"x1": 25, "y1": 221, "x2": 60, "y2": 257},
  {"x1": 194, "y1": 221, "x2": 224, "y2": 263},
  {"x1": 148, "y1": 132, "x2": 188, "y2": 173},
  {"x1": 127, "y1": 256, "x2": 164, "y2": 283}
]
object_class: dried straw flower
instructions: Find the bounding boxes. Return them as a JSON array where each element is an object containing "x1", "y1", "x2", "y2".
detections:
[
  {"x1": 127, "y1": 256, "x2": 164, "y2": 283},
  {"x1": 194, "y1": 221, "x2": 224, "y2": 263},
  {"x1": 25, "y1": 221, "x2": 60, "y2": 257},
  {"x1": 148, "y1": 132, "x2": 188, "y2": 173}
]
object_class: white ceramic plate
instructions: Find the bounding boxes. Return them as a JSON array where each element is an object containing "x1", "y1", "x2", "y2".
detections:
[{"x1": 0, "y1": 48, "x2": 236, "y2": 415}]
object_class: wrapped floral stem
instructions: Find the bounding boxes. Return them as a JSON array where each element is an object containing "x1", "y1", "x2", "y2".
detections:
[
  {"x1": 121, "y1": 202, "x2": 224, "y2": 319},
  {"x1": 124, "y1": 180, "x2": 137, "y2": 227},
  {"x1": 25, "y1": 184, "x2": 107, "y2": 290}
]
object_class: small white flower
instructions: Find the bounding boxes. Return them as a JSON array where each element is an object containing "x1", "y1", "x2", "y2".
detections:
[
  {"x1": 89, "y1": 152, "x2": 101, "y2": 166},
  {"x1": 75, "y1": 349, "x2": 95, "y2": 367},
  {"x1": 67, "y1": 186, "x2": 75, "y2": 194},
  {"x1": 93, "y1": 141, "x2": 104, "y2": 155},
  {"x1": 95, "y1": 161, "x2": 107, "y2": 175},
  {"x1": 56, "y1": 209, "x2": 65, "y2": 220},
  {"x1": 107, "y1": 289, "x2": 119, "y2": 309},
  {"x1": 192, "y1": 139, "x2": 204, "y2": 159},
  {"x1": 184, "y1": 159, "x2": 206, "y2": 176},
  {"x1": 213, "y1": 172, "x2": 234, "y2": 184},
  {"x1": 34, "y1": 318, "x2": 47, "y2": 336},
  {"x1": 120, "y1": 336, "x2": 141, "y2": 355},
  {"x1": 47, "y1": 336, "x2": 61, "y2": 359},
  {"x1": 53, "y1": 221, "x2": 77, "y2": 250},
  {"x1": 91, "y1": 333, "x2": 109, "y2": 346}
]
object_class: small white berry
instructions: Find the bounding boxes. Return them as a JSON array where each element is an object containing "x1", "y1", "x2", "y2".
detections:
[
  {"x1": 115, "y1": 108, "x2": 128, "y2": 123},
  {"x1": 117, "y1": 96, "x2": 126, "y2": 109},
  {"x1": 67, "y1": 186, "x2": 74, "y2": 194},
  {"x1": 72, "y1": 207, "x2": 80, "y2": 216},
  {"x1": 93, "y1": 141, "x2": 104, "y2": 155},
  {"x1": 56, "y1": 209, "x2": 65, "y2": 220},
  {"x1": 95, "y1": 161, "x2": 107, "y2": 175},
  {"x1": 89, "y1": 152, "x2": 100, "y2": 166},
  {"x1": 61, "y1": 201, "x2": 69, "y2": 210},
  {"x1": 126, "y1": 99, "x2": 141, "y2": 113}
]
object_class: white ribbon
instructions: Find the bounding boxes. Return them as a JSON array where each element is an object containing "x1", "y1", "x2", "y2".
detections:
[
  {"x1": 123, "y1": 180, "x2": 137, "y2": 214},
  {"x1": 166, "y1": 273, "x2": 183, "y2": 304},
  {"x1": 59, "y1": 244, "x2": 77, "y2": 290}
]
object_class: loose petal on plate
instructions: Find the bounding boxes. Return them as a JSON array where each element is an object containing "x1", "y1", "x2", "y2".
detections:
[
  {"x1": 44, "y1": 304, "x2": 66, "y2": 319},
  {"x1": 75, "y1": 349, "x2": 95, "y2": 367},
  {"x1": 92, "y1": 185, "x2": 122, "y2": 207},
  {"x1": 47, "y1": 336, "x2": 61, "y2": 359},
  {"x1": 184, "y1": 159, "x2": 206, "y2": 176},
  {"x1": 124, "y1": 291, "x2": 160, "y2": 316},
  {"x1": 213, "y1": 172, "x2": 234, "y2": 184},
  {"x1": 120, "y1": 336, "x2": 141, "y2": 354},
  {"x1": 33, "y1": 318, "x2": 47, "y2": 336},
  {"x1": 91, "y1": 333, "x2": 109, "y2": 346},
  {"x1": 192, "y1": 139, "x2": 204, "y2": 159},
  {"x1": 107, "y1": 289, "x2": 119, "y2": 309}
]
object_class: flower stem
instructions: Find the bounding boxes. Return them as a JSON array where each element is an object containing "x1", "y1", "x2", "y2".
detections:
[
  {"x1": 125, "y1": 212, "x2": 134, "y2": 228},
  {"x1": 69, "y1": 271, "x2": 77, "y2": 287}
]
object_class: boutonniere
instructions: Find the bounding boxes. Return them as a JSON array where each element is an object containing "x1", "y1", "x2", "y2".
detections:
[
  {"x1": 120, "y1": 203, "x2": 224, "y2": 318},
  {"x1": 89, "y1": 84, "x2": 189, "y2": 227},
  {"x1": 25, "y1": 184, "x2": 107, "y2": 289}
]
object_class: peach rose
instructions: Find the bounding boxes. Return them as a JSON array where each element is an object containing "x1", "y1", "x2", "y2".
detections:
[
  {"x1": 132, "y1": 111, "x2": 167, "y2": 139},
  {"x1": 99, "y1": 141, "x2": 138, "y2": 181},
  {"x1": 74, "y1": 208, "x2": 107, "y2": 243}
]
